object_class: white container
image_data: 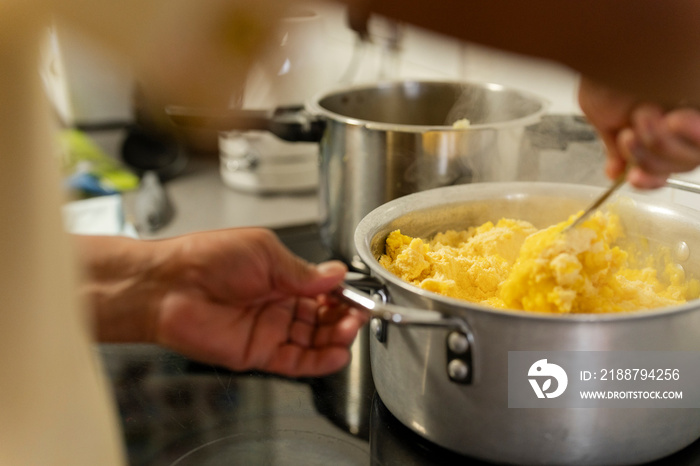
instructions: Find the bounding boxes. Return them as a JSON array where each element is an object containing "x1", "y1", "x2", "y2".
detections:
[
  {"x1": 219, "y1": 131, "x2": 318, "y2": 194},
  {"x1": 220, "y1": 7, "x2": 329, "y2": 193}
]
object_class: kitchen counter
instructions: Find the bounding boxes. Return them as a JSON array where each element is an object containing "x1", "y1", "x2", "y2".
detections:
[
  {"x1": 86, "y1": 127, "x2": 321, "y2": 239},
  {"x1": 122, "y1": 155, "x2": 321, "y2": 240}
]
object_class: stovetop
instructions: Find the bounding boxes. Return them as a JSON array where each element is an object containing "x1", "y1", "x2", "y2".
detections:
[{"x1": 100, "y1": 223, "x2": 700, "y2": 465}]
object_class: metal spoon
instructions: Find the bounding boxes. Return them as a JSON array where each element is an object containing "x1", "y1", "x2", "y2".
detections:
[
  {"x1": 333, "y1": 282, "x2": 470, "y2": 333},
  {"x1": 563, "y1": 170, "x2": 700, "y2": 233},
  {"x1": 563, "y1": 170, "x2": 627, "y2": 232},
  {"x1": 666, "y1": 177, "x2": 700, "y2": 194}
]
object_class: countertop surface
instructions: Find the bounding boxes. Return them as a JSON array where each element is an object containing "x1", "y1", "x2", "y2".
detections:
[
  {"x1": 122, "y1": 156, "x2": 321, "y2": 240},
  {"x1": 124, "y1": 158, "x2": 320, "y2": 239},
  {"x1": 88, "y1": 127, "x2": 321, "y2": 240}
]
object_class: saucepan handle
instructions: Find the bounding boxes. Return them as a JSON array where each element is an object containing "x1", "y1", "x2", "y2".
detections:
[
  {"x1": 336, "y1": 275, "x2": 475, "y2": 384},
  {"x1": 666, "y1": 178, "x2": 700, "y2": 195},
  {"x1": 335, "y1": 279, "x2": 470, "y2": 335},
  {"x1": 165, "y1": 105, "x2": 325, "y2": 142}
]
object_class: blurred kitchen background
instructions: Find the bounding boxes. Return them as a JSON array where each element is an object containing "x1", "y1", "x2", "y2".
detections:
[{"x1": 49, "y1": 0, "x2": 699, "y2": 234}]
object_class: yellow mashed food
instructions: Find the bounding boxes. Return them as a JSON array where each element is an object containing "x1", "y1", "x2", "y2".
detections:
[{"x1": 379, "y1": 212, "x2": 700, "y2": 313}]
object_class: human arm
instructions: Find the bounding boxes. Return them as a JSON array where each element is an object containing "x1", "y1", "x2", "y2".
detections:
[{"x1": 74, "y1": 228, "x2": 367, "y2": 377}]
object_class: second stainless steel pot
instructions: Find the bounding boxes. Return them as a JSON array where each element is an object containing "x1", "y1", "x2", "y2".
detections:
[
  {"x1": 353, "y1": 182, "x2": 700, "y2": 465},
  {"x1": 307, "y1": 80, "x2": 547, "y2": 271}
]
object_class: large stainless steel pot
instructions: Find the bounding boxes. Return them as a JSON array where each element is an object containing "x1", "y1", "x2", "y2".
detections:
[
  {"x1": 352, "y1": 182, "x2": 700, "y2": 465},
  {"x1": 167, "y1": 80, "x2": 548, "y2": 270},
  {"x1": 308, "y1": 80, "x2": 547, "y2": 271}
]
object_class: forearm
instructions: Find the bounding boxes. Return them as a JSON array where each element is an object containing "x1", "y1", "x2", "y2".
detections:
[
  {"x1": 74, "y1": 234, "x2": 170, "y2": 343},
  {"x1": 344, "y1": 0, "x2": 700, "y2": 106}
]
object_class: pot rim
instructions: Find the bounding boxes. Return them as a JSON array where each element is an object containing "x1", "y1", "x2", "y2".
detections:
[
  {"x1": 355, "y1": 181, "x2": 700, "y2": 323},
  {"x1": 304, "y1": 79, "x2": 550, "y2": 133}
]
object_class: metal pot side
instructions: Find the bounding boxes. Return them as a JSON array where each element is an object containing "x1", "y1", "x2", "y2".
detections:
[{"x1": 355, "y1": 182, "x2": 700, "y2": 465}]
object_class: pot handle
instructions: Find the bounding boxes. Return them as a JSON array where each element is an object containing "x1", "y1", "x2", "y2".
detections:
[
  {"x1": 335, "y1": 282, "x2": 470, "y2": 335},
  {"x1": 666, "y1": 177, "x2": 700, "y2": 195},
  {"x1": 165, "y1": 105, "x2": 325, "y2": 142},
  {"x1": 336, "y1": 279, "x2": 475, "y2": 384}
]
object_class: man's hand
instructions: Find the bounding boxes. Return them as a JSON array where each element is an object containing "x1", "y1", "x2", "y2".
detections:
[
  {"x1": 579, "y1": 78, "x2": 700, "y2": 189},
  {"x1": 77, "y1": 228, "x2": 367, "y2": 378}
]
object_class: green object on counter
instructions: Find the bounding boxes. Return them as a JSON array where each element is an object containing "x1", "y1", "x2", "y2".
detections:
[{"x1": 60, "y1": 129, "x2": 140, "y2": 193}]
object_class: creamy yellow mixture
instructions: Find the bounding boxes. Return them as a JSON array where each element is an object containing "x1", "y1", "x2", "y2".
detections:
[{"x1": 379, "y1": 212, "x2": 700, "y2": 313}]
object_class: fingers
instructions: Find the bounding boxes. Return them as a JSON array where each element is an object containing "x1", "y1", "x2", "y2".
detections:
[
  {"x1": 617, "y1": 128, "x2": 669, "y2": 189},
  {"x1": 631, "y1": 105, "x2": 700, "y2": 171},
  {"x1": 576, "y1": 79, "x2": 631, "y2": 181},
  {"x1": 232, "y1": 300, "x2": 293, "y2": 371},
  {"x1": 577, "y1": 78, "x2": 700, "y2": 187},
  {"x1": 286, "y1": 298, "x2": 319, "y2": 347},
  {"x1": 667, "y1": 109, "x2": 700, "y2": 145},
  {"x1": 578, "y1": 77, "x2": 636, "y2": 129},
  {"x1": 268, "y1": 303, "x2": 366, "y2": 377},
  {"x1": 602, "y1": 136, "x2": 627, "y2": 180},
  {"x1": 302, "y1": 261, "x2": 348, "y2": 296},
  {"x1": 617, "y1": 104, "x2": 700, "y2": 188},
  {"x1": 260, "y1": 231, "x2": 347, "y2": 297},
  {"x1": 288, "y1": 299, "x2": 366, "y2": 349},
  {"x1": 237, "y1": 297, "x2": 366, "y2": 377}
]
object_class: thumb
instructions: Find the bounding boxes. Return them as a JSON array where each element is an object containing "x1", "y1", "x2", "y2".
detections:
[
  {"x1": 282, "y1": 259, "x2": 347, "y2": 296},
  {"x1": 268, "y1": 238, "x2": 347, "y2": 296},
  {"x1": 305, "y1": 260, "x2": 348, "y2": 294}
]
